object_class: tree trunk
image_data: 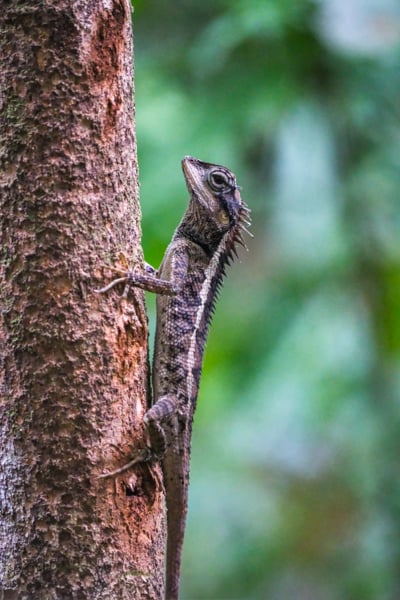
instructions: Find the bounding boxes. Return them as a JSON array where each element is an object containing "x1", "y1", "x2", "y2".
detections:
[{"x1": 0, "y1": 1, "x2": 164, "y2": 598}]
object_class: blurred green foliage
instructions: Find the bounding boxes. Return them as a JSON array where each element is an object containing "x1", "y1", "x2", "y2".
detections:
[{"x1": 133, "y1": 0, "x2": 400, "y2": 598}]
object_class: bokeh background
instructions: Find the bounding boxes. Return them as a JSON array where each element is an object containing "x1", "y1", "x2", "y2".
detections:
[{"x1": 133, "y1": 1, "x2": 400, "y2": 598}]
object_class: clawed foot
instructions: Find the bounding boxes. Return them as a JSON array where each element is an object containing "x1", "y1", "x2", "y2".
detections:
[
  {"x1": 97, "y1": 448, "x2": 153, "y2": 479},
  {"x1": 94, "y1": 263, "x2": 132, "y2": 297}
]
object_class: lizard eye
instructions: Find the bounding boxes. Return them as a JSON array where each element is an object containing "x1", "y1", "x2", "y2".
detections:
[{"x1": 207, "y1": 169, "x2": 233, "y2": 192}]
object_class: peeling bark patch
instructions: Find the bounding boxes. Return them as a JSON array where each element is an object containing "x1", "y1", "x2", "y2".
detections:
[{"x1": 89, "y1": 1, "x2": 126, "y2": 138}]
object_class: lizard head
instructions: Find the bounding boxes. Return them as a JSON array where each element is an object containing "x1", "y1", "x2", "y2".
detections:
[{"x1": 181, "y1": 156, "x2": 244, "y2": 233}]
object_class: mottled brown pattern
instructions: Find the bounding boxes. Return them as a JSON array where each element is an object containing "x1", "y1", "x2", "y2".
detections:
[
  {"x1": 139, "y1": 157, "x2": 249, "y2": 600},
  {"x1": 96, "y1": 156, "x2": 250, "y2": 599}
]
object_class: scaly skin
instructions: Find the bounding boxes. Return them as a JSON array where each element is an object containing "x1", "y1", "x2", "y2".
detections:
[{"x1": 97, "y1": 156, "x2": 250, "y2": 600}]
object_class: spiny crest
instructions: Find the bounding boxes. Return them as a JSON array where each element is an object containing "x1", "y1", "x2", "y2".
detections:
[
  {"x1": 205, "y1": 203, "x2": 252, "y2": 324},
  {"x1": 218, "y1": 202, "x2": 252, "y2": 278}
]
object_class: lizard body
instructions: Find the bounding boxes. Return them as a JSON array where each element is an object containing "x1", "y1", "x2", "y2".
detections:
[{"x1": 98, "y1": 156, "x2": 250, "y2": 599}]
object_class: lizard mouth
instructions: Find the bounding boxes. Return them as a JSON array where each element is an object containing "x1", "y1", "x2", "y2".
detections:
[{"x1": 181, "y1": 156, "x2": 202, "y2": 193}]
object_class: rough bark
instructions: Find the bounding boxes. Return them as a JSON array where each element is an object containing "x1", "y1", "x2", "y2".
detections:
[{"x1": 0, "y1": 1, "x2": 164, "y2": 598}]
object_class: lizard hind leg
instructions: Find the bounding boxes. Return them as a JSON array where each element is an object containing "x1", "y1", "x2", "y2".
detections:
[{"x1": 144, "y1": 394, "x2": 177, "y2": 459}]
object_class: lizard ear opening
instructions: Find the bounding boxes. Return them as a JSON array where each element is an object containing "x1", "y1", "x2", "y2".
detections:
[{"x1": 217, "y1": 209, "x2": 230, "y2": 226}]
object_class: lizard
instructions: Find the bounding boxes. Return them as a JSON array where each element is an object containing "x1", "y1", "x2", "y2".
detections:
[{"x1": 96, "y1": 156, "x2": 251, "y2": 600}]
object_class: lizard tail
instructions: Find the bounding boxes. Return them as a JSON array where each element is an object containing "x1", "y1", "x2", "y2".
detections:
[
  {"x1": 165, "y1": 492, "x2": 187, "y2": 600},
  {"x1": 163, "y1": 439, "x2": 190, "y2": 600}
]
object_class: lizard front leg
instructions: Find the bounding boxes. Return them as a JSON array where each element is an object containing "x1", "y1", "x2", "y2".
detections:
[
  {"x1": 95, "y1": 247, "x2": 189, "y2": 296},
  {"x1": 95, "y1": 269, "x2": 176, "y2": 296}
]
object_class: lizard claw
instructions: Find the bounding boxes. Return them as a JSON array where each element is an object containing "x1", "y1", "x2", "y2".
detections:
[
  {"x1": 97, "y1": 448, "x2": 153, "y2": 479},
  {"x1": 94, "y1": 276, "x2": 129, "y2": 294}
]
